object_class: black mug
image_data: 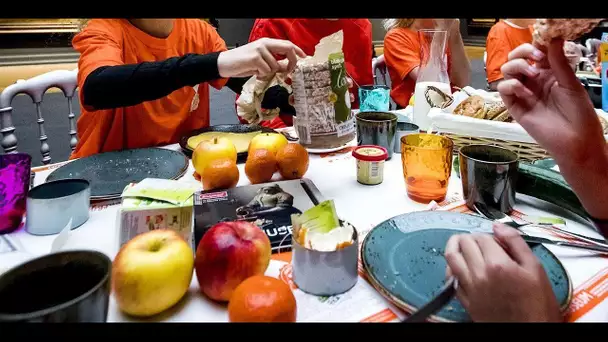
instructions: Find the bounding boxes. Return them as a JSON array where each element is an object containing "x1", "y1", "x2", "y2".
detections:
[
  {"x1": 0, "y1": 250, "x2": 112, "y2": 322},
  {"x1": 356, "y1": 111, "x2": 398, "y2": 160},
  {"x1": 459, "y1": 145, "x2": 519, "y2": 214}
]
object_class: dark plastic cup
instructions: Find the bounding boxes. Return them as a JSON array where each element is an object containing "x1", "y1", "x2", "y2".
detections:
[
  {"x1": 0, "y1": 153, "x2": 32, "y2": 234},
  {"x1": 459, "y1": 145, "x2": 519, "y2": 214},
  {"x1": 0, "y1": 250, "x2": 112, "y2": 322}
]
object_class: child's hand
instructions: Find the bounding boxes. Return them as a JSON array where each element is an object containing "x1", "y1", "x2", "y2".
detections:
[{"x1": 218, "y1": 38, "x2": 306, "y2": 79}]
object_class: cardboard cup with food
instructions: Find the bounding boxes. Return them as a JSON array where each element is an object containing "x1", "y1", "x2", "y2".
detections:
[{"x1": 290, "y1": 200, "x2": 358, "y2": 296}]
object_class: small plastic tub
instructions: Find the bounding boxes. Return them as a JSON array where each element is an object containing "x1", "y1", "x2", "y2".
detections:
[{"x1": 352, "y1": 145, "x2": 388, "y2": 185}]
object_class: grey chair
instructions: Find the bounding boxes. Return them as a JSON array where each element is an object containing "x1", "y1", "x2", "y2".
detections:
[
  {"x1": 0, "y1": 69, "x2": 79, "y2": 165},
  {"x1": 372, "y1": 54, "x2": 388, "y2": 86}
]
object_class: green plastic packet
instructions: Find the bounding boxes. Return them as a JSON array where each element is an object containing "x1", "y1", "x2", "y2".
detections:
[{"x1": 291, "y1": 200, "x2": 340, "y2": 235}]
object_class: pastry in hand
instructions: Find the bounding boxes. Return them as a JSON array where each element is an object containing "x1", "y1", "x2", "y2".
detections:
[
  {"x1": 599, "y1": 115, "x2": 608, "y2": 134},
  {"x1": 533, "y1": 19, "x2": 604, "y2": 47}
]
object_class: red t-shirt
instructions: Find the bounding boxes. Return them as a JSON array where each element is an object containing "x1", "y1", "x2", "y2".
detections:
[{"x1": 238, "y1": 18, "x2": 374, "y2": 129}]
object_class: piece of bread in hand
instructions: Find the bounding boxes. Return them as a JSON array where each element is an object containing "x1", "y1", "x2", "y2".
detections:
[{"x1": 533, "y1": 19, "x2": 605, "y2": 47}]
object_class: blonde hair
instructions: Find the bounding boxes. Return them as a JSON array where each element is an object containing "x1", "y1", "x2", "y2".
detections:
[
  {"x1": 383, "y1": 19, "x2": 415, "y2": 31},
  {"x1": 77, "y1": 19, "x2": 90, "y2": 31}
]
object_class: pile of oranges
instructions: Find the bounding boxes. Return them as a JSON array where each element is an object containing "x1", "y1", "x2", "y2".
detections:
[
  {"x1": 245, "y1": 133, "x2": 309, "y2": 184},
  {"x1": 193, "y1": 133, "x2": 309, "y2": 190}
]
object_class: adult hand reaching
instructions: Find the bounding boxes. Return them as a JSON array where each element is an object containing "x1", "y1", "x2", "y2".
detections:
[
  {"x1": 218, "y1": 38, "x2": 306, "y2": 79},
  {"x1": 497, "y1": 40, "x2": 608, "y2": 222},
  {"x1": 498, "y1": 40, "x2": 604, "y2": 165},
  {"x1": 444, "y1": 223, "x2": 562, "y2": 322}
]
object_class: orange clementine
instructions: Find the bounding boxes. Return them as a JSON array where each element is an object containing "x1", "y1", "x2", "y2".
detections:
[
  {"x1": 228, "y1": 275, "x2": 297, "y2": 322},
  {"x1": 193, "y1": 171, "x2": 201, "y2": 182},
  {"x1": 276, "y1": 143, "x2": 309, "y2": 180},
  {"x1": 201, "y1": 158, "x2": 240, "y2": 190},
  {"x1": 245, "y1": 149, "x2": 277, "y2": 184}
]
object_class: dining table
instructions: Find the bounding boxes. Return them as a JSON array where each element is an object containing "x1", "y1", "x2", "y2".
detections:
[{"x1": 3, "y1": 110, "x2": 608, "y2": 323}]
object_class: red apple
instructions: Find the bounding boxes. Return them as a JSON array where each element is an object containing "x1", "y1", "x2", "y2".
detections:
[{"x1": 195, "y1": 221, "x2": 271, "y2": 302}]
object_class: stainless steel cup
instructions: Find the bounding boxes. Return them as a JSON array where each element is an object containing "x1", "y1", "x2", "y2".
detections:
[
  {"x1": 26, "y1": 179, "x2": 90, "y2": 236},
  {"x1": 393, "y1": 122, "x2": 420, "y2": 154},
  {"x1": 292, "y1": 222, "x2": 359, "y2": 296}
]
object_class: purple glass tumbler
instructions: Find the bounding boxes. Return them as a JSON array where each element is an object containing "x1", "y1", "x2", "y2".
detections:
[{"x1": 0, "y1": 153, "x2": 32, "y2": 234}]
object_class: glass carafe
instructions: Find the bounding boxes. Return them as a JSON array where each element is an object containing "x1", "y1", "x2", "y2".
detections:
[{"x1": 413, "y1": 29, "x2": 450, "y2": 132}]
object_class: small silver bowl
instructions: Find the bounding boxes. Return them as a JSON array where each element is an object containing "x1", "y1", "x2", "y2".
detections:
[
  {"x1": 26, "y1": 179, "x2": 90, "y2": 236},
  {"x1": 291, "y1": 221, "x2": 359, "y2": 296}
]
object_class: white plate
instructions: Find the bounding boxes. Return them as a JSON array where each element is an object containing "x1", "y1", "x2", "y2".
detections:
[{"x1": 305, "y1": 139, "x2": 357, "y2": 154}]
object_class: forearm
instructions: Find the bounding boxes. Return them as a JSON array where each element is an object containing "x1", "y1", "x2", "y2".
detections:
[
  {"x1": 447, "y1": 31, "x2": 471, "y2": 87},
  {"x1": 558, "y1": 146, "x2": 608, "y2": 222},
  {"x1": 82, "y1": 52, "x2": 222, "y2": 110}
]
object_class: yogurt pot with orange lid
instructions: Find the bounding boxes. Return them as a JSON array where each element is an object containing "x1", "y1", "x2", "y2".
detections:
[{"x1": 352, "y1": 145, "x2": 388, "y2": 185}]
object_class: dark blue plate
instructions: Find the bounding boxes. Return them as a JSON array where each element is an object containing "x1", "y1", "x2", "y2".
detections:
[
  {"x1": 46, "y1": 148, "x2": 189, "y2": 200},
  {"x1": 361, "y1": 211, "x2": 572, "y2": 322}
]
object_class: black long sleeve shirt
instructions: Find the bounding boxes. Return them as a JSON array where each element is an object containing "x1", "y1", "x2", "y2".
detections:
[{"x1": 81, "y1": 52, "x2": 251, "y2": 110}]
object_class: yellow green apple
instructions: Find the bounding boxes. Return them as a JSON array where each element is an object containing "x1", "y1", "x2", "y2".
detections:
[
  {"x1": 248, "y1": 133, "x2": 288, "y2": 156},
  {"x1": 112, "y1": 229, "x2": 194, "y2": 317}
]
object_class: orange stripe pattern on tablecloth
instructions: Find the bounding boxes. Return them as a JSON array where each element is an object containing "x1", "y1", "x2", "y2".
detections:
[
  {"x1": 360, "y1": 308, "x2": 399, "y2": 323},
  {"x1": 566, "y1": 267, "x2": 608, "y2": 322}
]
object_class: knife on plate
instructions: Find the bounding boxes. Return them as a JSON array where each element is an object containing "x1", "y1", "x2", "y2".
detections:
[
  {"x1": 403, "y1": 276, "x2": 457, "y2": 323},
  {"x1": 519, "y1": 234, "x2": 608, "y2": 254}
]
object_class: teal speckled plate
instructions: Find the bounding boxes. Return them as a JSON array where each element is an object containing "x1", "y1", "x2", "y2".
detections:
[
  {"x1": 361, "y1": 211, "x2": 572, "y2": 322},
  {"x1": 532, "y1": 158, "x2": 559, "y2": 173}
]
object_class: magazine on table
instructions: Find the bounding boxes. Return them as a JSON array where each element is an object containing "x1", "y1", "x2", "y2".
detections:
[{"x1": 193, "y1": 179, "x2": 324, "y2": 254}]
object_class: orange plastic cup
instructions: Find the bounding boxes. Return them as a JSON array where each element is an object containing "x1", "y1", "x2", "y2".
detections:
[{"x1": 401, "y1": 134, "x2": 453, "y2": 203}]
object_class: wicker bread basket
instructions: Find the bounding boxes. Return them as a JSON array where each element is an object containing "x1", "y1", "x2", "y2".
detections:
[
  {"x1": 441, "y1": 134, "x2": 549, "y2": 162},
  {"x1": 401, "y1": 107, "x2": 608, "y2": 163}
]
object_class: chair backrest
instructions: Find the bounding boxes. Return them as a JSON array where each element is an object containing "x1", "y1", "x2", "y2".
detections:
[
  {"x1": 0, "y1": 69, "x2": 78, "y2": 165},
  {"x1": 483, "y1": 51, "x2": 489, "y2": 90},
  {"x1": 586, "y1": 38, "x2": 601, "y2": 56},
  {"x1": 372, "y1": 55, "x2": 388, "y2": 86}
]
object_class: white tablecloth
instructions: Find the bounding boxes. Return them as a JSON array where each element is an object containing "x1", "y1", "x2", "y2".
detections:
[{"x1": 4, "y1": 132, "x2": 608, "y2": 322}]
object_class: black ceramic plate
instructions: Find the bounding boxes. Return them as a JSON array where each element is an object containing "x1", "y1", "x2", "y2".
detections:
[
  {"x1": 179, "y1": 124, "x2": 294, "y2": 163},
  {"x1": 46, "y1": 148, "x2": 189, "y2": 200}
]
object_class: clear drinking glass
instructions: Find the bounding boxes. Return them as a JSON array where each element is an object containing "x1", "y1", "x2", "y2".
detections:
[
  {"x1": 412, "y1": 29, "x2": 451, "y2": 131},
  {"x1": 0, "y1": 153, "x2": 32, "y2": 234}
]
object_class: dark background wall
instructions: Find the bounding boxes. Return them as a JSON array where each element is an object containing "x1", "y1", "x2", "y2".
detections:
[
  {"x1": 216, "y1": 18, "x2": 255, "y2": 47},
  {"x1": 215, "y1": 18, "x2": 389, "y2": 47}
]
